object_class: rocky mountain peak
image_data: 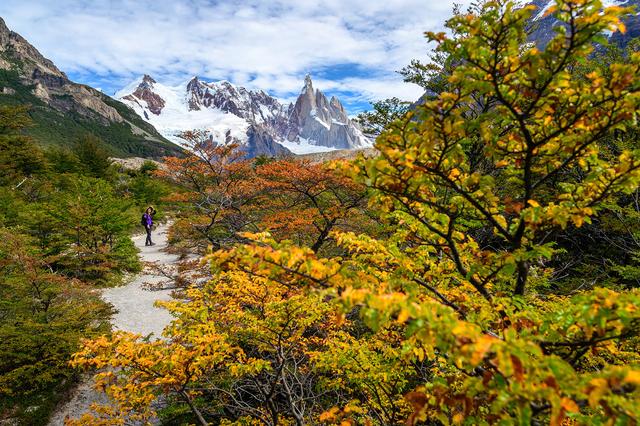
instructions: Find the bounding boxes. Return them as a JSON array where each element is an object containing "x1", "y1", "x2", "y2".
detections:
[
  {"x1": 329, "y1": 95, "x2": 343, "y2": 112},
  {"x1": 122, "y1": 74, "x2": 165, "y2": 115},
  {"x1": 118, "y1": 73, "x2": 371, "y2": 157},
  {"x1": 303, "y1": 74, "x2": 313, "y2": 91},
  {"x1": 0, "y1": 17, "x2": 9, "y2": 35},
  {"x1": 0, "y1": 17, "x2": 66, "y2": 79},
  {"x1": 142, "y1": 74, "x2": 156, "y2": 85},
  {"x1": 285, "y1": 74, "x2": 369, "y2": 150}
]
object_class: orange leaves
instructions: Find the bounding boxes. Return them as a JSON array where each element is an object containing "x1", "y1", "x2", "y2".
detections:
[
  {"x1": 470, "y1": 335, "x2": 495, "y2": 366},
  {"x1": 66, "y1": 2, "x2": 640, "y2": 425},
  {"x1": 213, "y1": 234, "x2": 344, "y2": 288},
  {"x1": 253, "y1": 158, "x2": 369, "y2": 253}
]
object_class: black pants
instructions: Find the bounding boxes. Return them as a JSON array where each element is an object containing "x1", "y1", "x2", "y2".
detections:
[{"x1": 145, "y1": 226, "x2": 153, "y2": 246}]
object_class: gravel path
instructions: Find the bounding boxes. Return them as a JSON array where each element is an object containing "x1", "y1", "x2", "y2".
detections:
[{"x1": 47, "y1": 224, "x2": 176, "y2": 425}]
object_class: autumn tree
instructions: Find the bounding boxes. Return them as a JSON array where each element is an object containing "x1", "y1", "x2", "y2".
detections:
[
  {"x1": 69, "y1": 239, "x2": 344, "y2": 425},
  {"x1": 70, "y1": 1, "x2": 640, "y2": 425},
  {"x1": 255, "y1": 159, "x2": 371, "y2": 254},
  {"x1": 159, "y1": 131, "x2": 261, "y2": 251},
  {"x1": 334, "y1": 0, "x2": 640, "y2": 422}
]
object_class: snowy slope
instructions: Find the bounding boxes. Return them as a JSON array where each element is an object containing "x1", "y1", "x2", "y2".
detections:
[
  {"x1": 116, "y1": 74, "x2": 371, "y2": 157},
  {"x1": 528, "y1": 0, "x2": 640, "y2": 48},
  {"x1": 116, "y1": 77, "x2": 250, "y2": 147}
]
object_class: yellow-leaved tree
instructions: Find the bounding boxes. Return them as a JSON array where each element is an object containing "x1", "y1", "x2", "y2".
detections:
[{"x1": 70, "y1": 1, "x2": 640, "y2": 424}]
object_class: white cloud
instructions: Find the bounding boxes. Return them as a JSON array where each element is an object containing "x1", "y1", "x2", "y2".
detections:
[{"x1": 0, "y1": 0, "x2": 472, "y2": 109}]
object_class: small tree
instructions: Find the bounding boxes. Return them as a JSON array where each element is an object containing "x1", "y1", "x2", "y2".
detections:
[
  {"x1": 159, "y1": 131, "x2": 261, "y2": 251},
  {"x1": 255, "y1": 159, "x2": 370, "y2": 254},
  {"x1": 49, "y1": 176, "x2": 138, "y2": 283},
  {"x1": 0, "y1": 105, "x2": 46, "y2": 186},
  {"x1": 73, "y1": 134, "x2": 113, "y2": 179}
]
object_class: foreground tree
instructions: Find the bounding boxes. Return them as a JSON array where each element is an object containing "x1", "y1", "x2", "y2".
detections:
[
  {"x1": 71, "y1": 1, "x2": 640, "y2": 424},
  {"x1": 0, "y1": 230, "x2": 111, "y2": 422}
]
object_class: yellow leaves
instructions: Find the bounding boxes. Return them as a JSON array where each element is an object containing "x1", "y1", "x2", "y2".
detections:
[
  {"x1": 470, "y1": 335, "x2": 494, "y2": 366},
  {"x1": 397, "y1": 309, "x2": 411, "y2": 324},
  {"x1": 493, "y1": 215, "x2": 508, "y2": 231},
  {"x1": 319, "y1": 407, "x2": 340, "y2": 422},
  {"x1": 542, "y1": 5, "x2": 557, "y2": 18},
  {"x1": 587, "y1": 378, "x2": 609, "y2": 409},
  {"x1": 623, "y1": 370, "x2": 640, "y2": 386},
  {"x1": 543, "y1": 115, "x2": 554, "y2": 127},
  {"x1": 572, "y1": 215, "x2": 585, "y2": 228},
  {"x1": 428, "y1": 31, "x2": 448, "y2": 43},
  {"x1": 413, "y1": 347, "x2": 426, "y2": 362},
  {"x1": 560, "y1": 397, "x2": 579, "y2": 413},
  {"x1": 452, "y1": 413, "x2": 465, "y2": 424}
]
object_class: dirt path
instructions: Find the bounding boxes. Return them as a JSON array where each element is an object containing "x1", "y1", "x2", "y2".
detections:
[{"x1": 47, "y1": 224, "x2": 177, "y2": 425}]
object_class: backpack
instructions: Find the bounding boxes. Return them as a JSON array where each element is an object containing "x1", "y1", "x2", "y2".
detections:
[{"x1": 140, "y1": 214, "x2": 147, "y2": 227}]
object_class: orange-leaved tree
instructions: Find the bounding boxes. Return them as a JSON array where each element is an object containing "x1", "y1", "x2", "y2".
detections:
[
  {"x1": 255, "y1": 159, "x2": 371, "y2": 254},
  {"x1": 159, "y1": 131, "x2": 262, "y2": 251}
]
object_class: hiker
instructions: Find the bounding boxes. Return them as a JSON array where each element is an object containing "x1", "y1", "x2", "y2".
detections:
[{"x1": 141, "y1": 206, "x2": 156, "y2": 246}]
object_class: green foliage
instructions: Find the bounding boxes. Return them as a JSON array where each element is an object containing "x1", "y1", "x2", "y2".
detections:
[
  {"x1": 128, "y1": 174, "x2": 169, "y2": 207},
  {"x1": 354, "y1": 97, "x2": 410, "y2": 136},
  {"x1": 0, "y1": 105, "x2": 46, "y2": 186},
  {"x1": 0, "y1": 230, "x2": 112, "y2": 423},
  {"x1": 72, "y1": 134, "x2": 114, "y2": 179},
  {"x1": 0, "y1": 69, "x2": 182, "y2": 159},
  {"x1": 46, "y1": 176, "x2": 140, "y2": 283},
  {"x1": 46, "y1": 146, "x2": 83, "y2": 174},
  {"x1": 139, "y1": 160, "x2": 159, "y2": 175},
  {"x1": 0, "y1": 101, "x2": 168, "y2": 423}
]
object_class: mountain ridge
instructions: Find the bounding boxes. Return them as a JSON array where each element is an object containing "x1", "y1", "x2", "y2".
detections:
[
  {"x1": 527, "y1": 0, "x2": 640, "y2": 48},
  {"x1": 116, "y1": 73, "x2": 372, "y2": 157},
  {"x1": 0, "y1": 17, "x2": 183, "y2": 159}
]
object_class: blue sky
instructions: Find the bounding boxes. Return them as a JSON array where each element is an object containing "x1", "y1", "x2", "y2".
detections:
[{"x1": 0, "y1": 0, "x2": 471, "y2": 113}]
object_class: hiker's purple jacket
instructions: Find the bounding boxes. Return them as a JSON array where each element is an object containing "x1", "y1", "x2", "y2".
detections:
[{"x1": 143, "y1": 213, "x2": 153, "y2": 227}]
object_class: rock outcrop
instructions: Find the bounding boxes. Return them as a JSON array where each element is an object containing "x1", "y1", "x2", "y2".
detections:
[{"x1": 122, "y1": 75, "x2": 166, "y2": 115}]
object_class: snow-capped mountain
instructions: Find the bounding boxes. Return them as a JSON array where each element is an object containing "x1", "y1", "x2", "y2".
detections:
[
  {"x1": 527, "y1": 0, "x2": 640, "y2": 48},
  {"x1": 116, "y1": 74, "x2": 371, "y2": 157},
  {"x1": 286, "y1": 75, "x2": 370, "y2": 150}
]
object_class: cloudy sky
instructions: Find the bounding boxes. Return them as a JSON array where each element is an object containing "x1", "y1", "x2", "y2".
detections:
[{"x1": 0, "y1": 0, "x2": 471, "y2": 112}]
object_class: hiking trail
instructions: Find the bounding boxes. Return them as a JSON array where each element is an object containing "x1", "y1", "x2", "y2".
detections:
[{"x1": 47, "y1": 223, "x2": 177, "y2": 425}]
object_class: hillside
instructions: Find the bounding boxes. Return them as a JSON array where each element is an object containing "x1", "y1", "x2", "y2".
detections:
[{"x1": 0, "y1": 17, "x2": 182, "y2": 159}]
